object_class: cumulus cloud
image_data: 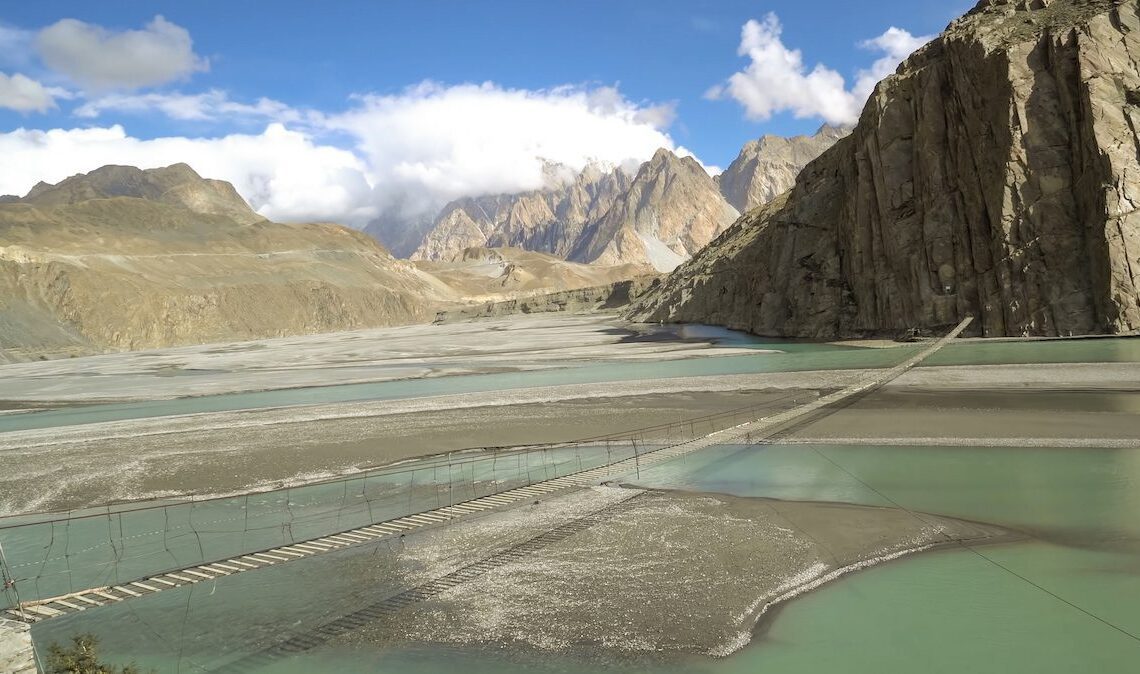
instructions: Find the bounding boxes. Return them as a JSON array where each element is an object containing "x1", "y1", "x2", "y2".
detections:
[
  {"x1": 36, "y1": 16, "x2": 208, "y2": 91},
  {"x1": 74, "y1": 89, "x2": 306, "y2": 123},
  {"x1": 709, "y1": 14, "x2": 933, "y2": 126},
  {"x1": 0, "y1": 72, "x2": 58, "y2": 112},
  {"x1": 853, "y1": 27, "x2": 933, "y2": 101},
  {"x1": 324, "y1": 81, "x2": 681, "y2": 217},
  {"x1": 0, "y1": 124, "x2": 375, "y2": 224},
  {"x1": 0, "y1": 82, "x2": 686, "y2": 228}
]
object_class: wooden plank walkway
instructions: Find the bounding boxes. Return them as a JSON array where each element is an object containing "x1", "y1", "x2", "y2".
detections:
[{"x1": 3, "y1": 318, "x2": 971, "y2": 624}]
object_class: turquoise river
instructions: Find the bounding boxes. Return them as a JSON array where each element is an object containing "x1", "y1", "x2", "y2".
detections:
[{"x1": 14, "y1": 334, "x2": 1140, "y2": 672}]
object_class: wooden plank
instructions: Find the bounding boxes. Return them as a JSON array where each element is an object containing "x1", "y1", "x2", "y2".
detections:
[
  {"x1": 414, "y1": 513, "x2": 448, "y2": 522},
  {"x1": 290, "y1": 544, "x2": 329, "y2": 553},
  {"x1": 130, "y1": 581, "x2": 160, "y2": 592},
  {"x1": 271, "y1": 549, "x2": 305, "y2": 558},
  {"x1": 298, "y1": 540, "x2": 334, "y2": 549},
  {"x1": 361, "y1": 525, "x2": 400, "y2": 535},
  {"x1": 276, "y1": 547, "x2": 312, "y2": 557}
]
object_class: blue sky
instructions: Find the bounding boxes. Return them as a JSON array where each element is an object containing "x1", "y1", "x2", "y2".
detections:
[{"x1": 0, "y1": 1, "x2": 974, "y2": 225}]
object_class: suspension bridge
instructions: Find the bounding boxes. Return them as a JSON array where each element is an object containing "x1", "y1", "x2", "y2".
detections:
[{"x1": 0, "y1": 318, "x2": 972, "y2": 628}]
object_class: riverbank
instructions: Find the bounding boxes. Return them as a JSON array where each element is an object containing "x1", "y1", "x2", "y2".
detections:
[
  {"x1": 0, "y1": 314, "x2": 770, "y2": 404},
  {"x1": 0, "y1": 388, "x2": 812, "y2": 515},
  {"x1": 3, "y1": 348, "x2": 1137, "y2": 515},
  {"x1": 313, "y1": 487, "x2": 1015, "y2": 660}
]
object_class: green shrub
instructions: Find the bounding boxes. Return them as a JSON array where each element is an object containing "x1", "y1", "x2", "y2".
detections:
[{"x1": 43, "y1": 634, "x2": 150, "y2": 674}]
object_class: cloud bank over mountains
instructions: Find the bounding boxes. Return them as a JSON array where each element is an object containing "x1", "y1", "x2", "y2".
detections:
[
  {"x1": 0, "y1": 12, "x2": 933, "y2": 229},
  {"x1": 0, "y1": 80, "x2": 684, "y2": 226}
]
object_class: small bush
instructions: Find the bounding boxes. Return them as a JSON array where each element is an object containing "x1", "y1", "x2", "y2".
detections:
[{"x1": 44, "y1": 634, "x2": 149, "y2": 674}]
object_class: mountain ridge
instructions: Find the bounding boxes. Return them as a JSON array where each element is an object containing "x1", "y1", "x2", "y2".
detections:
[{"x1": 717, "y1": 125, "x2": 850, "y2": 214}]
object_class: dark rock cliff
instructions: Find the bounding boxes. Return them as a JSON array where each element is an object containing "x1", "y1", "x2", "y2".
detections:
[{"x1": 629, "y1": 0, "x2": 1140, "y2": 338}]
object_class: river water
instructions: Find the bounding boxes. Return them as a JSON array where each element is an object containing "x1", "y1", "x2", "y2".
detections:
[
  {"x1": 16, "y1": 334, "x2": 1140, "y2": 672},
  {"x1": 5, "y1": 335, "x2": 1140, "y2": 435}
]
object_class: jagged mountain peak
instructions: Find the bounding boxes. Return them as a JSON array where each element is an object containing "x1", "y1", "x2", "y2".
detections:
[
  {"x1": 644, "y1": 147, "x2": 701, "y2": 170},
  {"x1": 719, "y1": 125, "x2": 849, "y2": 213}
]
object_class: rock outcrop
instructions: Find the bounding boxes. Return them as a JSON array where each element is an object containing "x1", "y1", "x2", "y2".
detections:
[
  {"x1": 629, "y1": 0, "x2": 1140, "y2": 338},
  {"x1": 433, "y1": 275, "x2": 663, "y2": 324},
  {"x1": 410, "y1": 163, "x2": 631, "y2": 262},
  {"x1": 414, "y1": 246, "x2": 653, "y2": 302},
  {"x1": 0, "y1": 165, "x2": 455, "y2": 356},
  {"x1": 22, "y1": 163, "x2": 263, "y2": 225},
  {"x1": 717, "y1": 125, "x2": 849, "y2": 213},
  {"x1": 570, "y1": 149, "x2": 739, "y2": 272},
  {"x1": 409, "y1": 152, "x2": 738, "y2": 272}
]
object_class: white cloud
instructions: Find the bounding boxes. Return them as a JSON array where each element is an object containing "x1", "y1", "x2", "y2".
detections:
[
  {"x1": 853, "y1": 27, "x2": 933, "y2": 101},
  {"x1": 0, "y1": 72, "x2": 57, "y2": 113},
  {"x1": 0, "y1": 124, "x2": 375, "y2": 224},
  {"x1": 709, "y1": 14, "x2": 933, "y2": 126},
  {"x1": 324, "y1": 81, "x2": 681, "y2": 217},
  {"x1": 74, "y1": 89, "x2": 305, "y2": 123},
  {"x1": 35, "y1": 16, "x2": 208, "y2": 91},
  {"x1": 0, "y1": 82, "x2": 688, "y2": 231}
]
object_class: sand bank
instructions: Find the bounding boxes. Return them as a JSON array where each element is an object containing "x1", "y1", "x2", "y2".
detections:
[
  {"x1": 0, "y1": 314, "x2": 767, "y2": 403},
  {"x1": 319, "y1": 486, "x2": 1012, "y2": 659},
  {"x1": 0, "y1": 389, "x2": 811, "y2": 515}
]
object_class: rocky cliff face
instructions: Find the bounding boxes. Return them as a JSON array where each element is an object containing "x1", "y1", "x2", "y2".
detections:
[
  {"x1": 571, "y1": 149, "x2": 740, "y2": 272},
  {"x1": 410, "y1": 163, "x2": 631, "y2": 262},
  {"x1": 415, "y1": 246, "x2": 653, "y2": 302},
  {"x1": 0, "y1": 165, "x2": 454, "y2": 356},
  {"x1": 433, "y1": 275, "x2": 664, "y2": 324},
  {"x1": 717, "y1": 125, "x2": 849, "y2": 213},
  {"x1": 409, "y1": 151, "x2": 737, "y2": 272},
  {"x1": 629, "y1": 0, "x2": 1140, "y2": 338}
]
